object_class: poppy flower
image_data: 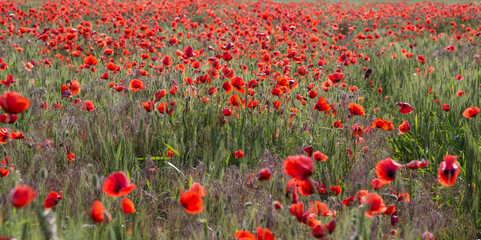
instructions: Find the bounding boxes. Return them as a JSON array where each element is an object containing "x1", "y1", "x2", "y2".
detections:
[
  {"x1": 129, "y1": 79, "x2": 145, "y2": 93},
  {"x1": 121, "y1": 197, "x2": 136, "y2": 214},
  {"x1": 258, "y1": 168, "x2": 272, "y2": 181},
  {"x1": 298, "y1": 179, "x2": 315, "y2": 196},
  {"x1": 255, "y1": 227, "x2": 275, "y2": 240},
  {"x1": 283, "y1": 155, "x2": 313, "y2": 179},
  {"x1": 0, "y1": 92, "x2": 31, "y2": 114},
  {"x1": 372, "y1": 118, "x2": 390, "y2": 130},
  {"x1": 231, "y1": 77, "x2": 246, "y2": 94},
  {"x1": 398, "y1": 120, "x2": 410, "y2": 134},
  {"x1": 313, "y1": 151, "x2": 328, "y2": 161},
  {"x1": 442, "y1": 104, "x2": 450, "y2": 111},
  {"x1": 384, "y1": 204, "x2": 395, "y2": 215},
  {"x1": 328, "y1": 72, "x2": 344, "y2": 83},
  {"x1": 234, "y1": 230, "x2": 255, "y2": 240},
  {"x1": 330, "y1": 186, "x2": 342, "y2": 196},
  {"x1": 361, "y1": 193, "x2": 386, "y2": 217},
  {"x1": 141, "y1": 101, "x2": 155, "y2": 112},
  {"x1": 312, "y1": 224, "x2": 328, "y2": 239},
  {"x1": 405, "y1": 159, "x2": 430, "y2": 169},
  {"x1": 90, "y1": 200, "x2": 111, "y2": 222},
  {"x1": 180, "y1": 189, "x2": 203, "y2": 214},
  {"x1": 102, "y1": 171, "x2": 137, "y2": 197},
  {"x1": 11, "y1": 185, "x2": 36, "y2": 208},
  {"x1": 311, "y1": 201, "x2": 332, "y2": 217},
  {"x1": 371, "y1": 178, "x2": 386, "y2": 189},
  {"x1": 0, "y1": 168, "x2": 9, "y2": 177},
  {"x1": 463, "y1": 107, "x2": 479, "y2": 118},
  {"x1": 84, "y1": 56, "x2": 98, "y2": 65},
  {"x1": 302, "y1": 146, "x2": 314, "y2": 157},
  {"x1": 44, "y1": 191, "x2": 62, "y2": 209},
  {"x1": 314, "y1": 96, "x2": 330, "y2": 113},
  {"x1": 351, "y1": 124, "x2": 363, "y2": 138},
  {"x1": 235, "y1": 150, "x2": 244, "y2": 158},
  {"x1": 396, "y1": 102, "x2": 413, "y2": 114},
  {"x1": 438, "y1": 155, "x2": 460, "y2": 187},
  {"x1": 0, "y1": 114, "x2": 17, "y2": 124},
  {"x1": 375, "y1": 158, "x2": 402, "y2": 184},
  {"x1": 70, "y1": 80, "x2": 81, "y2": 96},
  {"x1": 0, "y1": 75, "x2": 15, "y2": 87},
  {"x1": 84, "y1": 100, "x2": 95, "y2": 111},
  {"x1": 348, "y1": 103, "x2": 365, "y2": 116},
  {"x1": 341, "y1": 196, "x2": 355, "y2": 206}
]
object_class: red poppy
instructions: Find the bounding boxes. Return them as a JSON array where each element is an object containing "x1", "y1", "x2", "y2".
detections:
[
  {"x1": 0, "y1": 168, "x2": 9, "y2": 177},
  {"x1": 351, "y1": 124, "x2": 363, "y2": 138},
  {"x1": 313, "y1": 151, "x2": 328, "y2": 161},
  {"x1": 312, "y1": 224, "x2": 328, "y2": 239},
  {"x1": 234, "y1": 230, "x2": 255, "y2": 240},
  {"x1": 361, "y1": 193, "x2": 386, "y2": 217},
  {"x1": 84, "y1": 56, "x2": 98, "y2": 66},
  {"x1": 0, "y1": 114, "x2": 17, "y2": 124},
  {"x1": 371, "y1": 178, "x2": 386, "y2": 189},
  {"x1": 84, "y1": 100, "x2": 95, "y2": 111},
  {"x1": 121, "y1": 197, "x2": 136, "y2": 214},
  {"x1": 70, "y1": 80, "x2": 81, "y2": 96},
  {"x1": 180, "y1": 189, "x2": 203, "y2": 214},
  {"x1": 44, "y1": 191, "x2": 62, "y2": 209},
  {"x1": 255, "y1": 227, "x2": 275, "y2": 240},
  {"x1": 223, "y1": 81, "x2": 232, "y2": 95},
  {"x1": 442, "y1": 104, "x2": 450, "y2": 111},
  {"x1": 283, "y1": 155, "x2": 313, "y2": 179},
  {"x1": 397, "y1": 102, "x2": 414, "y2": 114},
  {"x1": 330, "y1": 186, "x2": 342, "y2": 196},
  {"x1": 11, "y1": 185, "x2": 36, "y2": 208},
  {"x1": 102, "y1": 171, "x2": 137, "y2": 197},
  {"x1": 235, "y1": 150, "x2": 245, "y2": 158},
  {"x1": 384, "y1": 204, "x2": 395, "y2": 215},
  {"x1": 0, "y1": 92, "x2": 31, "y2": 114},
  {"x1": 463, "y1": 107, "x2": 479, "y2": 118},
  {"x1": 129, "y1": 79, "x2": 145, "y2": 93},
  {"x1": 258, "y1": 168, "x2": 272, "y2": 181},
  {"x1": 348, "y1": 103, "x2": 365, "y2": 116},
  {"x1": 375, "y1": 158, "x2": 402, "y2": 184},
  {"x1": 231, "y1": 77, "x2": 246, "y2": 94},
  {"x1": 314, "y1": 96, "x2": 330, "y2": 113},
  {"x1": 405, "y1": 159, "x2": 430, "y2": 169},
  {"x1": 90, "y1": 200, "x2": 111, "y2": 222},
  {"x1": 302, "y1": 146, "x2": 314, "y2": 157},
  {"x1": 398, "y1": 120, "x2": 410, "y2": 134},
  {"x1": 298, "y1": 179, "x2": 315, "y2": 196},
  {"x1": 438, "y1": 155, "x2": 460, "y2": 187},
  {"x1": 142, "y1": 101, "x2": 155, "y2": 112}
]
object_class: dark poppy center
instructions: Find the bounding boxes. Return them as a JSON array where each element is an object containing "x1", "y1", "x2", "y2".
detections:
[
  {"x1": 387, "y1": 169, "x2": 396, "y2": 178},
  {"x1": 443, "y1": 169, "x2": 456, "y2": 176}
]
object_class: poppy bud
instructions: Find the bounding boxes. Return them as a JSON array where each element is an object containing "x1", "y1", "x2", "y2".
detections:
[{"x1": 258, "y1": 168, "x2": 272, "y2": 181}]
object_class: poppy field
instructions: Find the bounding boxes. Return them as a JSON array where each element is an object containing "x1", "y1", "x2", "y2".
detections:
[{"x1": 0, "y1": 0, "x2": 480, "y2": 239}]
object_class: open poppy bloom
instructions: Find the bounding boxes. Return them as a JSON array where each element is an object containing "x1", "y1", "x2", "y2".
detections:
[
  {"x1": 313, "y1": 151, "x2": 328, "y2": 161},
  {"x1": 11, "y1": 185, "x2": 36, "y2": 208},
  {"x1": 361, "y1": 193, "x2": 386, "y2": 218},
  {"x1": 234, "y1": 230, "x2": 255, "y2": 240},
  {"x1": 121, "y1": 197, "x2": 136, "y2": 214},
  {"x1": 102, "y1": 171, "x2": 137, "y2": 197},
  {"x1": 235, "y1": 150, "x2": 245, "y2": 158},
  {"x1": 84, "y1": 100, "x2": 95, "y2": 111},
  {"x1": 0, "y1": 92, "x2": 31, "y2": 114},
  {"x1": 141, "y1": 101, "x2": 155, "y2": 112},
  {"x1": 0, "y1": 168, "x2": 9, "y2": 177},
  {"x1": 348, "y1": 103, "x2": 365, "y2": 116},
  {"x1": 463, "y1": 107, "x2": 480, "y2": 118},
  {"x1": 371, "y1": 178, "x2": 386, "y2": 189},
  {"x1": 398, "y1": 120, "x2": 410, "y2": 134},
  {"x1": 44, "y1": 191, "x2": 62, "y2": 209},
  {"x1": 314, "y1": 96, "x2": 330, "y2": 113},
  {"x1": 180, "y1": 183, "x2": 205, "y2": 214},
  {"x1": 396, "y1": 102, "x2": 413, "y2": 114},
  {"x1": 255, "y1": 227, "x2": 275, "y2": 240},
  {"x1": 438, "y1": 155, "x2": 460, "y2": 186},
  {"x1": 283, "y1": 155, "x2": 313, "y2": 179},
  {"x1": 90, "y1": 200, "x2": 112, "y2": 222},
  {"x1": 129, "y1": 79, "x2": 145, "y2": 93},
  {"x1": 375, "y1": 158, "x2": 402, "y2": 184},
  {"x1": 84, "y1": 56, "x2": 98, "y2": 65}
]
